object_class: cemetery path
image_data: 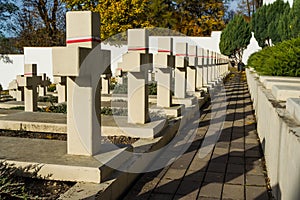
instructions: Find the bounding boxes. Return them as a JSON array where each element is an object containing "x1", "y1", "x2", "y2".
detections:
[{"x1": 123, "y1": 72, "x2": 272, "y2": 200}]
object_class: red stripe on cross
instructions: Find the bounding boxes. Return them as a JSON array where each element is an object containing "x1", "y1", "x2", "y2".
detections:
[
  {"x1": 24, "y1": 73, "x2": 33, "y2": 76},
  {"x1": 158, "y1": 50, "x2": 171, "y2": 53},
  {"x1": 66, "y1": 37, "x2": 101, "y2": 44},
  {"x1": 128, "y1": 47, "x2": 148, "y2": 51}
]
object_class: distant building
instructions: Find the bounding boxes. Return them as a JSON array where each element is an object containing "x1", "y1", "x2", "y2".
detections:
[{"x1": 264, "y1": 0, "x2": 293, "y2": 6}]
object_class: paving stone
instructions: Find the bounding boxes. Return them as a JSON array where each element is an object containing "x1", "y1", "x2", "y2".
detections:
[
  {"x1": 246, "y1": 186, "x2": 269, "y2": 200},
  {"x1": 213, "y1": 147, "x2": 229, "y2": 155},
  {"x1": 204, "y1": 172, "x2": 224, "y2": 183},
  {"x1": 245, "y1": 138, "x2": 259, "y2": 144},
  {"x1": 231, "y1": 142, "x2": 245, "y2": 149},
  {"x1": 196, "y1": 197, "x2": 219, "y2": 200},
  {"x1": 174, "y1": 190, "x2": 199, "y2": 199},
  {"x1": 245, "y1": 143, "x2": 260, "y2": 151},
  {"x1": 189, "y1": 161, "x2": 209, "y2": 172},
  {"x1": 245, "y1": 157, "x2": 262, "y2": 166},
  {"x1": 230, "y1": 150, "x2": 244, "y2": 157},
  {"x1": 215, "y1": 142, "x2": 230, "y2": 149},
  {"x1": 184, "y1": 170, "x2": 205, "y2": 182},
  {"x1": 198, "y1": 182, "x2": 222, "y2": 198},
  {"x1": 246, "y1": 164, "x2": 265, "y2": 176},
  {"x1": 223, "y1": 184, "x2": 244, "y2": 199},
  {"x1": 207, "y1": 161, "x2": 227, "y2": 173},
  {"x1": 149, "y1": 193, "x2": 174, "y2": 200},
  {"x1": 176, "y1": 180, "x2": 200, "y2": 195},
  {"x1": 245, "y1": 150, "x2": 262, "y2": 158},
  {"x1": 232, "y1": 138, "x2": 245, "y2": 143},
  {"x1": 211, "y1": 154, "x2": 228, "y2": 163},
  {"x1": 164, "y1": 168, "x2": 186, "y2": 180},
  {"x1": 138, "y1": 177, "x2": 160, "y2": 194},
  {"x1": 155, "y1": 179, "x2": 181, "y2": 194},
  {"x1": 228, "y1": 156, "x2": 245, "y2": 165},
  {"x1": 225, "y1": 173, "x2": 244, "y2": 185},
  {"x1": 171, "y1": 159, "x2": 192, "y2": 169},
  {"x1": 227, "y1": 163, "x2": 244, "y2": 174},
  {"x1": 246, "y1": 175, "x2": 266, "y2": 186}
]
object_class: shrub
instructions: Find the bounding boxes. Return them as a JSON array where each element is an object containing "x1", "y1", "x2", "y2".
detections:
[
  {"x1": 148, "y1": 82, "x2": 157, "y2": 95},
  {"x1": 43, "y1": 103, "x2": 67, "y2": 114},
  {"x1": 9, "y1": 106, "x2": 25, "y2": 110},
  {"x1": 38, "y1": 95, "x2": 58, "y2": 103},
  {"x1": 247, "y1": 37, "x2": 300, "y2": 76},
  {"x1": 101, "y1": 107, "x2": 127, "y2": 116},
  {"x1": 47, "y1": 84, "x2": 56, "y2": 92},
  {"x1": 113, "y1": 83, "x2": 127, "y2": 94}
]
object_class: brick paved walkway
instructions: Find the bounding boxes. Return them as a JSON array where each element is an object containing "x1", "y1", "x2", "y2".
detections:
[{"x1": 123, "y1": 72, "x2": 271, "y2": 200}]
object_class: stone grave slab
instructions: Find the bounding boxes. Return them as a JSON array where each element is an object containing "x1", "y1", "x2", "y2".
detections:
[
  {"x1": 286, "y1": 98, "x2": 300, "y2": 123},
  {"x1": 0, "y1": 109, "x2": 23, "y2": 117},
  {"x1": 0, "y1": 101, "x2": 50, "y2": 109},
  {"x1": 0, "y1": 136, "x2": 129, "y2": 183},
  {"x1": 263, "y1": 79, "x2": 300, "y2": 89},
  {"x1": 101, "y1": 115, "x2": 166, "y2": 138},
  {"x1": 259, "y1": 76, "x2": 300, "y2": 83},
  {"x1": 172, "y1": 96, "x2": 198, "y2": 106},
  {"x1": 0, "y1": 112, "x2": 67, "y2": 133},
  {"x1": 271, "y1": 85, "x2": 300, "y2": 101}
]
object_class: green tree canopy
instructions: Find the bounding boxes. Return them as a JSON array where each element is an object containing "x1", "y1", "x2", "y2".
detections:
[
  {"x1": 289, "y1": 0, "x2": 300, "y2": 38},
  {"x1": 219, "y1": 15, "x2": 251, "y2": 63},
  {"x1": 251, "y1": 4, "x2": 269, "y2": 47},
  {"x1": 266, "y1": 0, "x2": 290, "y2": 44}
]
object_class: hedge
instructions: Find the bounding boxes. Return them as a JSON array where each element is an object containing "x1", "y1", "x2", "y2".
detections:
[{"x1": 247, "y1": 37, "x2": 300, "y2": 76}]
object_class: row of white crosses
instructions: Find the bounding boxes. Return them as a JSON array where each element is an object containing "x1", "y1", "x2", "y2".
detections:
[
  {"x1": 9, "y1": 72, "x2": 50, "y2": 103},
  {"x1": 117, "y1": 30, "x2": 230, "y2": 126},
  {"x1": 48, "y1": 10, "x2": 228, "y2": 156}
]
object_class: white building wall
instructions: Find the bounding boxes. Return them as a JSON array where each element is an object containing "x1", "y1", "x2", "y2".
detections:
[
  {"x1": 0, "y1": 55, "x2": 24, "y2": 89},
  {"x1": 24, "y1": 47, "x2": 53, "y2": 81}
]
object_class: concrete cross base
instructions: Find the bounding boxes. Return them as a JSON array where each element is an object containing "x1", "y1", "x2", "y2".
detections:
[
  {"x1": 172, "y1": 96, "x2": 198, "y2": 107},
  {"x1": 150, "y1": 104, "x2": 184, "y2": 117},
  {"x1": 0, "y1": 101, "x2": 50, "y2": 109},
  {"x1": 0, "y1": 136, "x2": 130, "y2": 183},
  {"x1": 101, "y1": 94, "x2": 127, "y2": 102},
  {"x1": 286, "y1": 98, "x2": 300, "y2": 123},
  {"x1": 101, "y1": 115, "x2": 166, "y2": 138},
  {"x1": 191, "y1": 90, "x2": 205, "y2": 98},
  {"x1": 0, "y1": 111, "x2": 67, "y2": 133}
]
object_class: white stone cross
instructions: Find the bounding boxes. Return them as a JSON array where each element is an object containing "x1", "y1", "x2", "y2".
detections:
[
  {"x1": 174, "y1": 43, "x2": 188, "y2": 98},
  {"x1": 202, "y1": 49, "x2": 209, "y2": 86},
  {"x1": 53, "y1": 76, "x2": 67, "y2": 103},
  {"x1": 52, "y1": 11, "x2": 110, "y2": 156},
  {"x1": 196, "y1": 47, "x2": 204, "y2": 90},
  {"x1": 121, "y1": 29, "x2": 152, "y2": 124},
  {"x1": 207, "y1": 50, "x2": 213, "y2": 83},
  {"x1": 8, "y1": 79, "x2": 24, "y2": 101},
  {"x1": 39, "y1": 73, "x2": 50, "y2": 96},
  {"x1": 16, "y1": 64, "x2": 42, "y2": 112},
  {"x1": 187, "y1": 45, "x2": 197, "y2": 94},
  {"x1": 153, "y1": 37, "x2": 175, "y2": 108},
  {"x1": 101, "y1": 73, "x2": 111, "y2": 94}
]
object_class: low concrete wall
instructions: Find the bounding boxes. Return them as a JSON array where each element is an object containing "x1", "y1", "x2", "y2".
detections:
[{"x1": 246, "y1": 68, "x2": 300, "y2": 200}]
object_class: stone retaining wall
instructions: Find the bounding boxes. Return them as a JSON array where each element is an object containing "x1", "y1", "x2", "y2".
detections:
[{"x1": 246, "y1": 68, "x2": 300, "y2": 200}]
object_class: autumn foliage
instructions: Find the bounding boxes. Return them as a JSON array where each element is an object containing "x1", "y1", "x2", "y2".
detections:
[{"x1": 62, "y1": 0, "x2": 226, "y2": 40}]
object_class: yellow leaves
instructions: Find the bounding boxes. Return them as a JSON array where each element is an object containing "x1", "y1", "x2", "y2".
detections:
[{"x1": 63, "y1": 0, "x2": 225, "y2": 39}]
